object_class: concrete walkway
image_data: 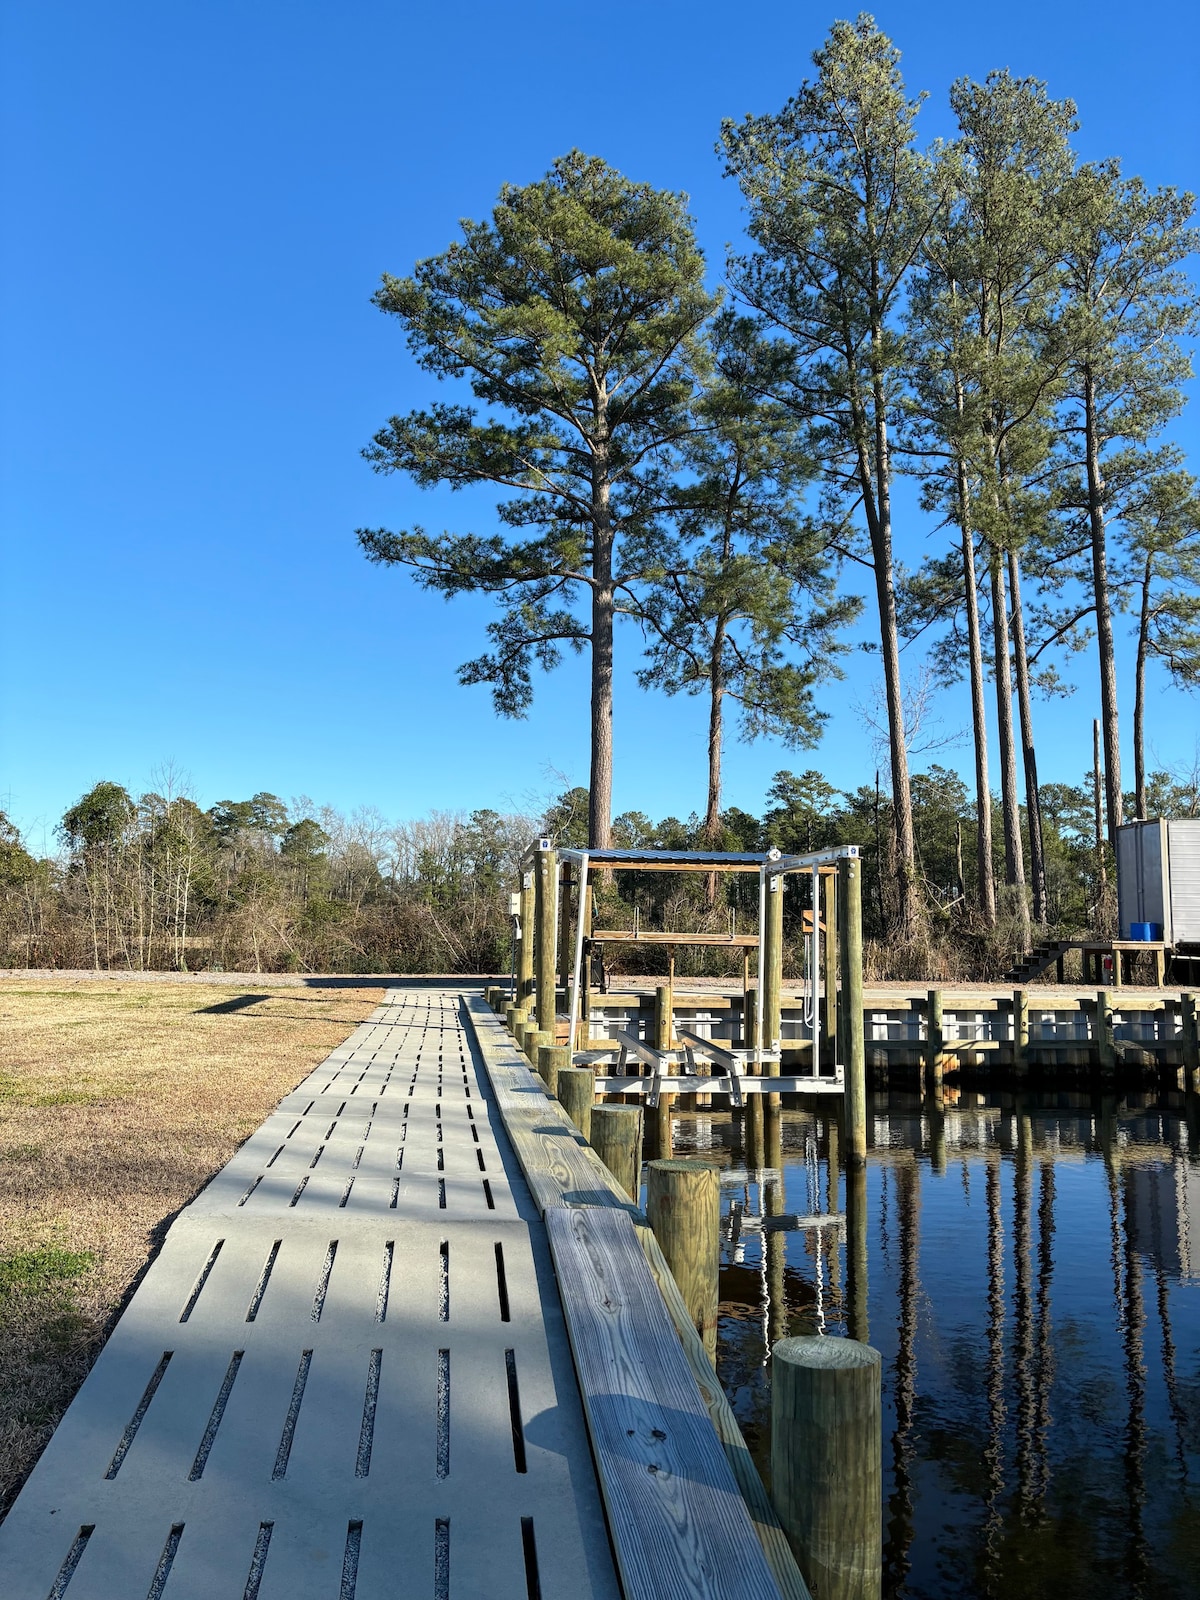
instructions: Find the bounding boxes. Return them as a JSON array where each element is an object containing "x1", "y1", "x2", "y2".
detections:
[{"x1": 0, "y1": 988, "x2": 621, "y2": 1600}]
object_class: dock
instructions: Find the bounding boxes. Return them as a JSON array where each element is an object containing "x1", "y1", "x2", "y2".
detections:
[{"x1": 0, "y1": 986, "x2": 801, "y2": 1600}]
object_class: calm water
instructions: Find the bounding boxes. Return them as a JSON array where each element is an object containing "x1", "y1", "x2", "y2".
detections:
[{"x1": 671, "y1": 1095, "x2": 1200, "y2": 1600}]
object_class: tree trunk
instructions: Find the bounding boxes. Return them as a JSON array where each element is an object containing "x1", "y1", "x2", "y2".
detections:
[
  {"x1": 873, "y1": 548, "x2": 918, "y2": 935},
  {"x1": 1093, "y1": 718, "x2": 1108, "y2": 899},
  {"x1": 860, "y1": 294, "x2": 917, "y2": 937},
  {"x1": 957, "y1": 466, "x2": 996, "y2": 925},
  {"x1": 1007, "y1": 549, "x2": 1048, "y2": 924},
  {"x1": 1134, "y1": 555, "x2": 1151, "y2": 818},
  {"x1": 703, "y1": 620, "x2": 727, "y2": 911},
  {"x1": 705, "y1": 619, "x2": 726, "y2": 842},
  {"x1": 589, "y1": 435, "x2": 614, "y2": 851},
  {"x1": 989, "y1": 546, "x2": 1030, "y2": 946},
  {"x1": 1083, "y1": 367, "x2": 1123, "y2": 848}
]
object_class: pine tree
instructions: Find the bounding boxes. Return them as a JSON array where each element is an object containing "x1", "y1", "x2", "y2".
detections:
[
  {"x1": 904, "y1": 72, "x2": 1078, "y2": 939},
  {"x1": 636, "y1": 317, "x2": 859, "y2": 856},
  {"x1": 357, "y1": 152, "x2": 718, "y2": 849},
  {"x1": 1119, "y1": 462, "x2": 1200, "y2": 815},
  {"x1": 721, "y1": 15, "x2": 937, "y2": 936},
  {"x1": 1056, "y1": 164, "x2": 1198, "y2": 846}
]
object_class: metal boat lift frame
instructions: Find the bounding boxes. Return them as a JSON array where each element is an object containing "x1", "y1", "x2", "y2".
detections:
[{"x1": 545, "y1": 844, "x2": 860, "y2": 1095}]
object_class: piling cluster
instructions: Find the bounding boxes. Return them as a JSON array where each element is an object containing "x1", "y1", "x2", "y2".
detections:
[{"x1": 483, "y1": 977, "x2": 884, "y2": 1600}]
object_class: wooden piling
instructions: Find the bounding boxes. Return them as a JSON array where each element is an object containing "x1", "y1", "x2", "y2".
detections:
[
  {"x1": 838, "y1": 857, "x2": 867, "y2": 1164},
  {"x1": 579, "y1": 883, "x2": 593, "y2": 1049},
  {"x1": 1096, "y1": 989, "x2": 1116, "y2": 1077},
  {"x1": 590, "y1": 1105, "x2": 643, "y2": 1202},
  {"x1": 527, "y1": 1029, "x2": 552, "y2": 1068},
  {"x1": 770, "y1": 1336, "x2": 882, "y2": 1600},
  {"x1": 763, "y1": 871, "x2": 784, "y2": 1109},
  {"x1": 653, "y1": 983, "x2": 673, "y2": 1050},
  {"x1": 924, "y1": 989, "x2": 944, "y2": 1100},
  {"x1": 823, "y1": 868, "x2": 838, "y2": 1068},
  {"x1": 1012, "y1": 987, "x2": 1029, "y2": 1080},
  {"x1": 517, "y1": 869, "x2": 535, "y2": 1009},
  {"x1": 505, "y1": 1003, "x2": 527, "y2": 1037},
  {"x1": 557, "y1": 1066, "x2": 594, "y2": 1142},
  {"x1": 537, "y1": 1043, "x2": 567, "y2": 1096},
  {"x1": 558, "y1": 863, "x2": 573, "y2": 995},
  {"x1": 653, "y1": 983, "x2": 674, "y2": 1155},
  {"x1": 646, "y1": 1159, "x2": 720, "y2": 1358},
  {"x1": 535, "y1": 845, "x2": 558, "y2": 1036}
]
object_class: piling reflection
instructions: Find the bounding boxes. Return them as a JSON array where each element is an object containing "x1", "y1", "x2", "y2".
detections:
[
  {"x1": 982, "y1": 1155, "x2": 1005, "y2": 1590},
  {"x1": 673, "y1": 1089, "x2": 1200, "y2": 1600},
  {"x1": 882, "y1": 1159, "x2": 919, "y2": 1595}
]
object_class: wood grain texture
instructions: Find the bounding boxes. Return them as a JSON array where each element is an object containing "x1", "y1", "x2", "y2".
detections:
[
  {"x1": 467, "y1": 1006, "x2": 639, "y2": 1219},
  {"x1": 535, "y1": 847, "x2": 558, "y2": 1035},
  {"x1": 518, "y1": 870, "x2": 536, "y2": 1006},
  {"x1": 538, "y1": 1043, "x2": 569, "y2": 1096},
  {"x1": 770, "y1": 1336, "x2": 881, "y2": 1600},
  {"x1": 763, "y1": 874, "x2": 784, "y2": 1053},
  {"x1": 546, "y1": 1206, "x2": 783, "y2": 1600},
  {"x1": 838, "y1": 858, "x2": 867, "y2": 1163},
  {"x1": 634, "y1": 1225, "x2": 813, "y2": 1600},
  {"x1": 646, "y1": 1161, "x2": 720, "y2": 1357},
  {"x1": 590, "y1": 1106, "x2": 643, "y2": 1201},
  {"x1": 558, "y1": 1067, "x2": 595, "y2": 1142}
]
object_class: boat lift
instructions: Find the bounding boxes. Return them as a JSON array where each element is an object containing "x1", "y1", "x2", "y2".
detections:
[{"x1": 522, "y1": 843, "x2": 862, "y2": 1105}]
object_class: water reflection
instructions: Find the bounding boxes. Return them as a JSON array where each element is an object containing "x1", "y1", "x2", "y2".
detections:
[{"x1": 672, "y1": 1093, "x2": 1200, "y2": 1600}]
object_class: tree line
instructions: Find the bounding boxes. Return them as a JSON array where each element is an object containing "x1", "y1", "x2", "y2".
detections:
[
  {"x1": 4, "y1": 761, "x2": 1199, "y2": 977},
  {"x1": 357, "y1": 15, "x2": 1198, "y2": 949}
]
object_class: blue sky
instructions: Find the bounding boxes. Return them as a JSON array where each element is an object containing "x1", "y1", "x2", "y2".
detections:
[{"x1": 2, "y1": 0, "x2": 1197, "y2": 851}]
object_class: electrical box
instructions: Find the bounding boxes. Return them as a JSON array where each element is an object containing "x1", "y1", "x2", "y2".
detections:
[{"x1": 1117, "y1": 818, "x2": 1200, "y2": 944}]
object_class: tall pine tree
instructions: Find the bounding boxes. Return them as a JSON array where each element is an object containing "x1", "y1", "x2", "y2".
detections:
[
  {"x1": 721, "y1": 15, "x2": 938, "y2": 936},
  {"x1": 357, "y1": 153, "x2": 718, "y2": 849}
]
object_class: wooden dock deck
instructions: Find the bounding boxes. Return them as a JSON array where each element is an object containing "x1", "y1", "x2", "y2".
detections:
[{"x1": 0, "y1": 986, "x2": 798, "y2": 1600}]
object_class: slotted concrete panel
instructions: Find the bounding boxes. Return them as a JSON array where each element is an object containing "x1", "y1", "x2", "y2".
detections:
[{"x1": 0, "y1": 991, "x2": 620, "y2": 1600}]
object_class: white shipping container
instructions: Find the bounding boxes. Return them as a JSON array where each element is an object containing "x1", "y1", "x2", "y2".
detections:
[{"x1": 1117, "y1": 818, "x2": 1200, "y2": 945}]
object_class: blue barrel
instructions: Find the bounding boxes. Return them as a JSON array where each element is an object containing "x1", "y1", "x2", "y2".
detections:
[{"x1": 1130, "y1": 921, "x2": 1159, "y2": 942}]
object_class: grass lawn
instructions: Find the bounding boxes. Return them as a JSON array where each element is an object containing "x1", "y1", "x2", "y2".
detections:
[{"x1": 0, "y1": 977, "x2": 382, "y2": 1520}]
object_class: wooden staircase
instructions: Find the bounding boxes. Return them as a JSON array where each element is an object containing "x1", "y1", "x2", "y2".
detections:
[{"x1": 1004, "y1": 938, "x2": 1075, "y2": 983}]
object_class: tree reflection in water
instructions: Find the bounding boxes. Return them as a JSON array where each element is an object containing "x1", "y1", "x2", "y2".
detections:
[{"x1": 670, "y1": 1091, "x2": 1200, "y2": 1600}]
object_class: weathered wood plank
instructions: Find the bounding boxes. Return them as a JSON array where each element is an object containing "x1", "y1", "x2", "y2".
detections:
[
  {"x1": 634, "y1": 1225, "x2": 812, "y2": 1600},
  {"x1": 468, "y1": 1000, "x2": 642, "y2": 1219},
  {"x1": 546, "y1": 1206, "x2": 784, "y2": 1600}
]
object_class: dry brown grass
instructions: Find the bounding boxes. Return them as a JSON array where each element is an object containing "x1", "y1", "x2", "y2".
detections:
[{"x1": 0, "y1": 977, "x2": 381, "y2": 1519}]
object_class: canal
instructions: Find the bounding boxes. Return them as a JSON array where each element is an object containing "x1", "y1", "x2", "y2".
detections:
[{"x1": 668, "y1": 1095, "x2": 1200, "y2": 1600}]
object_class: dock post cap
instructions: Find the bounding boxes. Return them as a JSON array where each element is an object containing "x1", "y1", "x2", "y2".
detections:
[{"x1": 772, "y1": 1335, "x2": 881, "y2": 1370}]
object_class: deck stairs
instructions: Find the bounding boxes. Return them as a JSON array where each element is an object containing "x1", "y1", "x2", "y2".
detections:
[{"x1": 1003, "y1": 937, "x2": 1074, "y2": 983}]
